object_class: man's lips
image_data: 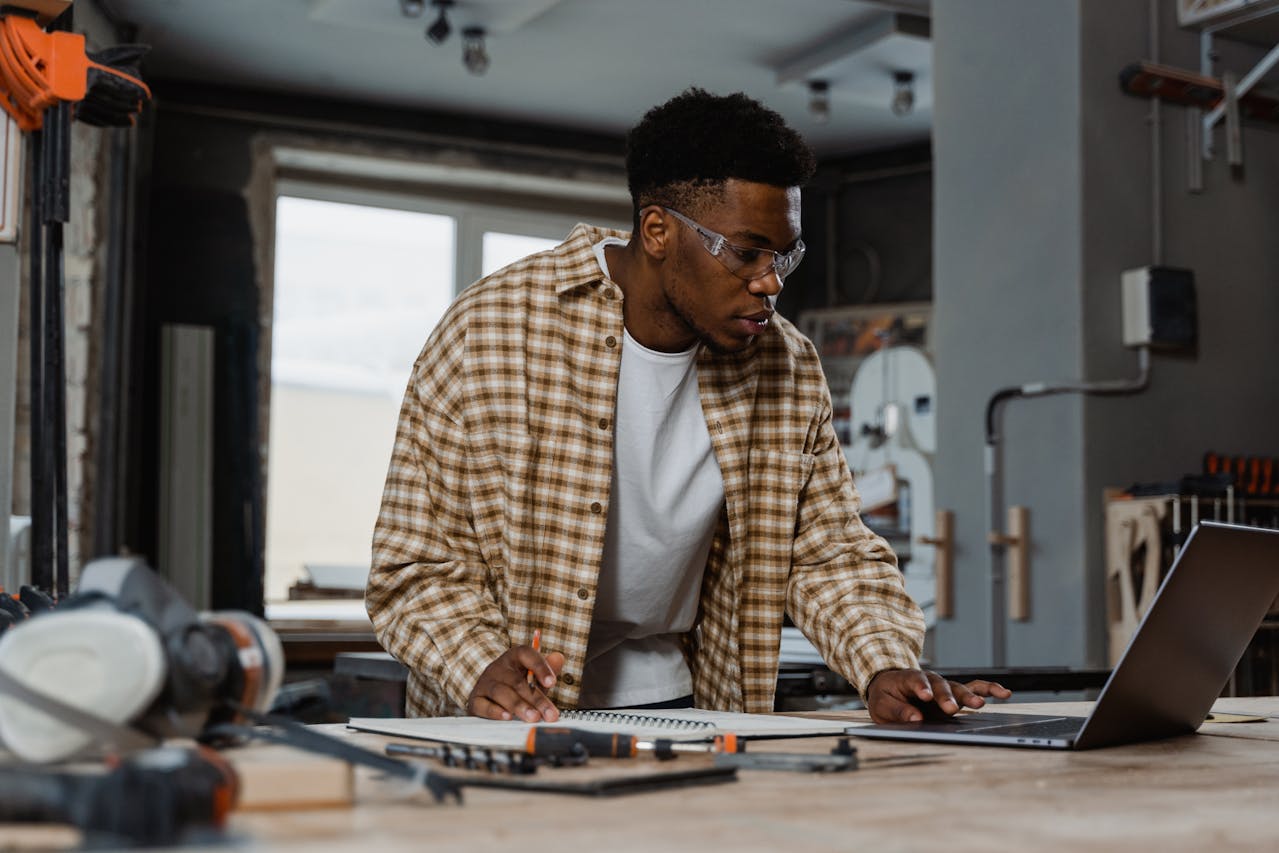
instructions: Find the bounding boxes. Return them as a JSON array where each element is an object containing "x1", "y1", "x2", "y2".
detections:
[{"x1": 736, "y1": 311, "x2": 773, "y2": 336}]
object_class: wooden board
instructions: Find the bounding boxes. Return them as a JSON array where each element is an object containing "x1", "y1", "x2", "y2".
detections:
[
  {"x1": 225, "y1": 743, "x2": 354, "y2": 811},
  {"x1": 1120, "y1": 61, "x2": 1279, "y2": 121}
]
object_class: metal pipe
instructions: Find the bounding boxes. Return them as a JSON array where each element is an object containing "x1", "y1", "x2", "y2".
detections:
[
  {"x1": 93, "y1": 130, "x2": 130, "y2": 558},
  {"x1": 983, "y1": 347, "x2": 1152, "y2": 665},
  {"x1": 27, "y1": 131, "x2": 50, "y2": 594},
  {"x1": 1149, "y1": 0, "x2": 1163, "y2": 264},
  {"x1": 46, "y1": 102, "x2": 72, "y2": 598}
]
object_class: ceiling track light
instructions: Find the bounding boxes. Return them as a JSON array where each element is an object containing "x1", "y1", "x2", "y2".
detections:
[
  {"x1": 892, "y1": 70, "x2": 915, "y2": 116},
  {"x1": 399, "y1": 0, "x2": 425, "y2": 18},
  {"x1": 807, "y1": 80, "x2": 830, "y2": 124},
  {"x1": 462, "y1": 26, "x2": 490, "y2": 75},
  {"x1": 425, "y1": 0, "x2": 453, "y2": 44}
]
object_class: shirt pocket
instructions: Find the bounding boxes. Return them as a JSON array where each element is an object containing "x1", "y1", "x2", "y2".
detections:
[{"x1": 745, "y1": 448, "x2": 816, "y2": 575}]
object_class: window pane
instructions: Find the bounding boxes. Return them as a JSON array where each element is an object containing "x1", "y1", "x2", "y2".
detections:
[
  {"x1": 482, "y1": 231, "x2": 560, "y2": 277},
  {"x1": 266, "y1": 196, "x2": 455, "y2": 602}
]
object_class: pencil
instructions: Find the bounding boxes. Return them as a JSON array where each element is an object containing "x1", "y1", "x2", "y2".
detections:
[{"x1": 527, "y1": 628, "x2": 541, "y2": 691}]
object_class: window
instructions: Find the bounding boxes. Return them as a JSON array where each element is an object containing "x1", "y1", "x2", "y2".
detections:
[{"x1": 265, "y1": 181, "x2": 625, "y2": 612}]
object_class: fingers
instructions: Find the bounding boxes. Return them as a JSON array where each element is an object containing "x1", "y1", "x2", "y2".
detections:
[
  {"x1": 466, "y1": 645, "x2": 563, "y2": 723},
  {"x1": 512, "y1": 645, "x2": 560, "y2": 691},
  {"x1": 961, "y1": 679, "x2": 1014, "y2": 702},
  {"x1": 866, "y1": 669, "x2": 993, "y2": 723},
  {"x1": 924, "y1": 671, "x2": 960, "y2": 714},
  {"x1": 866, "y1": 669, "x2": 931, "y2": 723}
]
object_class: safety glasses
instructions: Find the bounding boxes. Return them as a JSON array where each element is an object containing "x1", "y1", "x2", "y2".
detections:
[{"x1": 662, "y1": 207, "x2": 805, "y2": 282}]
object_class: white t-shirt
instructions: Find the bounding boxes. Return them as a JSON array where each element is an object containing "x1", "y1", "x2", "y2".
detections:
[{"x1": 576, "y1": 239, "x2": 725, "y2": 708}]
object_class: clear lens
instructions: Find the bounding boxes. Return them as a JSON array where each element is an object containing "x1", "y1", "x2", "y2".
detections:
[{"x1": 664, "y1": 208, "x2": 804, "y2": 281}]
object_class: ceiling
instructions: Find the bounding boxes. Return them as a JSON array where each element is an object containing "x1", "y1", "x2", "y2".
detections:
[{"x1": 103, "y1": 0, "x2": 934, "y2": 158}]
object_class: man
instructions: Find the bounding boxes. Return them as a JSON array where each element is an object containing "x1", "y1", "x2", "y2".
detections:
[{"x1": 367, "y1": 88, "x2": 1009, "y2": 723}]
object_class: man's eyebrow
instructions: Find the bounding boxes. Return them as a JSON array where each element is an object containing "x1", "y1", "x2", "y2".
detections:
[{"x1": 730, "y1": 228, "x2": 802, "y2": 250}]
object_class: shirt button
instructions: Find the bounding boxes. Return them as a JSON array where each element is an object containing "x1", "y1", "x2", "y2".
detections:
[
  {"x1": 577, "y1": 587, "x2": 590, "y2": 600},
  {"x1": 562, "y1": 673, "x2": 576, "y2": 686},
  {"x1": 602, "y1": 288, "x2": 616, "y2": 300},
  {"x1": 605, "y1": 335, "x2": 617, "y2": 348},
  {"x1": 590, "y1": 501, "x2": 602, "y2": 514},
  {"x1": 598, "y1": 418, "x2": 609, "y2": 430}
]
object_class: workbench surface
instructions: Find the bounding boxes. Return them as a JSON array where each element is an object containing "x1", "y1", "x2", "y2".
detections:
[{"x1": 228, "y1": 696, "x2": 1279, "y2": 852}]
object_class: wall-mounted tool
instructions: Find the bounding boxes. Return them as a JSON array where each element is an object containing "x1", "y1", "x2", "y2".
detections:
[
  {"x1": 0, "y1": 3, "x2": 152, "y2": 600},
  {"x1": 0, "y1": 9, "x2": 150, "y2": 130}
]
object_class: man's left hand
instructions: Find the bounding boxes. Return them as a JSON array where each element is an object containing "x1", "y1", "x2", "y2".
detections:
[{"x1": 866, "y1": 669, "x2": 1012, "y2": 723}]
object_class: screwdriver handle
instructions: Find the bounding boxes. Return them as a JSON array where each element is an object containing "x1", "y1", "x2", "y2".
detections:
[{"x1": 525, "y1": 727, "x2": 638, "y2": 758}]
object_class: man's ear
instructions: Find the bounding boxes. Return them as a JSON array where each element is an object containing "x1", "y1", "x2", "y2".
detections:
[{"x1": 637, "y1": 206, "x2": 671, "y2": 262}]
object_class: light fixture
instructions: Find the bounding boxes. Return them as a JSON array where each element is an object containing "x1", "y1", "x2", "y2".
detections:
[
  {"x1": 462, "y1": 26, "x2": 490, "y2": 75},
  {"x1": 892, "y1": 70, "x2": 915, "y2": 116},
  {"x1": 425, "y1": 0, "x2": 453, "y2": 44},
  {"x1": 807, "y1": 80, "x2": 830, "y2": 124},
  {"x1": 399, "y1": 0, "x2": 425, "y2": 17}
]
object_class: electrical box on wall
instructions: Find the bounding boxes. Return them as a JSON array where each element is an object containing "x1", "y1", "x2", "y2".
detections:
[{"x1": 1121, "y1": 266, "x2": 1197, "y2": 351}]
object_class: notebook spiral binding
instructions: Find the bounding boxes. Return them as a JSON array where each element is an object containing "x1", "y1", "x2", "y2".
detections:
[{"x1": 560, "y1": 710, "x2": 715, "y2": 730}]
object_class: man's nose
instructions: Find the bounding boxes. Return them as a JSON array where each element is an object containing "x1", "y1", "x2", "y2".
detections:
[{"x1": 747, "y1": 268, "x2": 784, "y2": 299}]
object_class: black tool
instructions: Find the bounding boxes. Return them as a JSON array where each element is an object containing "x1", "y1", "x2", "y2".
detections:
[
  {"x1": 0, "y1": 746, "x2": 237, "y2": 848},
  {"x1": 711, "y1": 736, "x2": 858, "y2": 773},
  {"x1": 386, "y1": 741, "x2": 553, "y2": 774},
  {"x1": 18, "y1": 585, "x2": 55, "y2": 614},
  {"x1": 522, "y1": 726, "x2": 743, "y2": 761},
  {"x1": 0, "y1": 593, "x2": 26, "y2": 620},
  {"x1": 712, "y1": 738, "x2": 943, "y2": 773}
]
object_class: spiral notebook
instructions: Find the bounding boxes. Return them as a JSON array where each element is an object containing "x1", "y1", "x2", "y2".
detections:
[{"x1": 348, "y1": 708, "x2": 851, "y2": 748}]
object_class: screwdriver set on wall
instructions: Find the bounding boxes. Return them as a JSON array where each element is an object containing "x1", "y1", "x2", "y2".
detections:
[{"x1": 1203, "y1": 452, "x2": 1279, "y2": 500}]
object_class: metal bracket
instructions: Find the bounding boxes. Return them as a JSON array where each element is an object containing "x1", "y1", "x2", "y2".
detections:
[
  {"x1": 918, "y1": 509, "x2": 954, "y2": 619},
  {"x1": 1200, "y1": 35, "x2": 1279, "y2": 162},
  {"x1": 988, "y1": 506, "x2": 1030, "y2": 622}
]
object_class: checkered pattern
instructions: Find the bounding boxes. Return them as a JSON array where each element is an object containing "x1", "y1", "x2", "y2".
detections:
[{"x1": 367, "y1": 223, "x2": 924, "y2": 717}]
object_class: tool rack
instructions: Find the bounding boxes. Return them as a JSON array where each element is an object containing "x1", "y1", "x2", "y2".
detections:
[
  {"x1": 1120, "y1": 0, "x2": 1279, "y2": 189},
  {"x1": 1104, "y1": 489, "x2": 1279, "y2": 692}
]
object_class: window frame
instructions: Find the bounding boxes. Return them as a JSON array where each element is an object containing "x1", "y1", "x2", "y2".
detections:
[{"x1": 263, "y1": 173, "x2": 629, "y2": 618}]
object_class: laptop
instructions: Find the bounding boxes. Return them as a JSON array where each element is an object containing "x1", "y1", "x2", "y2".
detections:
[{"x1": 849, "y1": 521, "x2": 1279, "y2": 750}]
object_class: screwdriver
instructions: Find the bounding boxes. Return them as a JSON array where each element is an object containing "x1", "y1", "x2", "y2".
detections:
[{"x1": 524, "y1": 727, "x2": 741, "y2": 760}]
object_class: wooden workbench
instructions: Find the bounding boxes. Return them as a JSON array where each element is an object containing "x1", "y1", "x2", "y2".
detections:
[{"x1": 226, "y1": 696, "x2": 1279, "y2": 851}]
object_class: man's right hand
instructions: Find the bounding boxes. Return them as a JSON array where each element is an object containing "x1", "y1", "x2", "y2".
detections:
[{"x1": 466, "y1": 645, "x2": 565, "y2": 722}]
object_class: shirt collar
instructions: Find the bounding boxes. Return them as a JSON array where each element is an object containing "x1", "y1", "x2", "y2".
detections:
[{"x1": 554, "y1": 222, "x2": 631, "y2": 295}]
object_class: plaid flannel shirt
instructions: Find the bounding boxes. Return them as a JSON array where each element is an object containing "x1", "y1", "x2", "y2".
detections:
[{"x1": 367, "y1": 223, "x2": 924, "y2": 717}]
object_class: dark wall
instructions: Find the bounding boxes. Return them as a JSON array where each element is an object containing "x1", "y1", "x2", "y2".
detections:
[
  {"x1": 130, "y1": 107, "x2": 264, "y2": 611},
  {"x1": 782, "y1": 143, "x2": 932, "y2": 321}
]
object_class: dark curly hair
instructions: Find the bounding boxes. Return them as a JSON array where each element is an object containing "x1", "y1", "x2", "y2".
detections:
[{"x1": 625, "y1": 88, "x2": 816, "y2": 227}]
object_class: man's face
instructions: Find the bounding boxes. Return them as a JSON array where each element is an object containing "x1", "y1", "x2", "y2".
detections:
[{"x1": 659, "y1": 180, "x2": 802, "y2": 354}]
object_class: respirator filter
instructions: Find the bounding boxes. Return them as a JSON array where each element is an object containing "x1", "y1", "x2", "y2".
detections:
[{"x1": 0, "y1": 557, "x2": 283, "y2": 763}]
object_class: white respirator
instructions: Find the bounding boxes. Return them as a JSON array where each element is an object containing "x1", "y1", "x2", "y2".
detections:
[{"x1": 0, "y1": 557, "x2": 283, "y2": 763}]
